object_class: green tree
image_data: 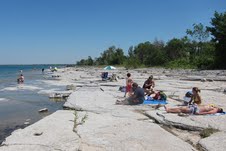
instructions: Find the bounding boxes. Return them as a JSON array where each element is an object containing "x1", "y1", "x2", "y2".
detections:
[
  {"x1": 186, "y1": 23, "x2": 209, "y2": 42},
  {"x1": 124, "y1": 46, "x2": 141, "y2": 68},
  {"x1": 165, "y1": 38, "x2": 187, "y2": 61},
  {"x1": 186, "y1": 23, "x2": 210, "y2": 55},
  {"x1": 97, "y1": 46, "x2": 125, "y2": 65},
  {"x1": 193, "y1": 42, "x2": 215, "y2": 69},
  {"x1": 207, "y1": 11, "x2": 226, "y2": 69},
  {"x1": 112, "y1": 48, "x2": 125, "y2": 64},
  {"x1": 133, "y1": 42, "x2": 151, "y2": 65},
  {"x1": 128, "y1": 46, "x2": 135, "y2": 58},
  {"x1": 76, "y1": 59, "x2": 86, "y2": 65},
  {"x1": 87, "y1": 56, "x2": 94, "y2": 65}
]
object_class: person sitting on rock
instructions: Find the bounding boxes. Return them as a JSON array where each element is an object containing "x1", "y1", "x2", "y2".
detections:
[
  {"x1": 164, "y1": 105, "x2": 224, "y2": 115},
  {"x1": 110, "y1": 73, "x2": 118, "y2": 82},
  {"x1": 182, "y1": 91, "x2": 193, "y2": 106},
  {"x1": 143, "y1": 75, "x2": 155, "y2": 96},
  {"x1": 188, "y1": 87, "x2": 202, "y2": 105},
  {"x1": 116, "y1": 82, "x2": 145, "y2": 105}
]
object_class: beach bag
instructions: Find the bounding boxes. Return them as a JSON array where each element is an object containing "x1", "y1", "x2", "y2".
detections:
[
  {"x1": 153, "y1": 91, "x2": 167, "y2": 100},
  {"x1": 119, "y1": 86, "x2": 126, "y2": 92},
  {"x1": 159, "y1": 91, "x2": 167, "y2": 100}
]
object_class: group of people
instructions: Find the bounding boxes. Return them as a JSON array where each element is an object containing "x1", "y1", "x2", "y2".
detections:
[
  {"x1": 116, "y1": 73, "x2": 224, "y2": 115},
  {"x1": 165, "y1": 87, "x2": 224, "y2": 115},
  {"x1": 116, "y1": 73, "x2": 160, "y2": 105}
]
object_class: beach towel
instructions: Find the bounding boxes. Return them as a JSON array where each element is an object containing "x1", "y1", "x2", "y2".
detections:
[
  {"x1": 208, "y1": 112, "x2": 226, "y2": 116},
  {"x1": 143, "y1": 99, "x2": 168, "y2": 105}
]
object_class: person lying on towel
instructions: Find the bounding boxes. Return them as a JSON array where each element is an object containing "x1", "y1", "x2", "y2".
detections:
[{"x1": 164, "y1": 104, "x2": 224, "y2": 115}]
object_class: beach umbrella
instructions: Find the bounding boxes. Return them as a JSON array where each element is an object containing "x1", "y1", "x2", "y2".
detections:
[{"x1": 104, "y1": 66, "x2": 116, "y2": 70}]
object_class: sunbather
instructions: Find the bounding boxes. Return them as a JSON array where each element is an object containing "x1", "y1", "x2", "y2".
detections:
[{"x1": 164, "y1": 105, "x2": 223, "y2": 115}]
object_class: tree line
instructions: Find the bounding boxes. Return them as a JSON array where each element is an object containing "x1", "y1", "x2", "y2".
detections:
[{"x1": 76, "y1": 11, "x2": 226, "y2": 69}]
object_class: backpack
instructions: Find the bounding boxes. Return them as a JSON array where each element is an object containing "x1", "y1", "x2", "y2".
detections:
[
  {"x1": 153, "y1": 91, "x2": 167, "y2": 100},
  {"x1": 185, "y1": 91, "x2": 193, "y2": 97},
  {"x1": 159, "y1": 91, "x2": 167, "y2": 100}
]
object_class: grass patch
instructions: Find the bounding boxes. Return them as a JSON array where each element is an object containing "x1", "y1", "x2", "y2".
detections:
[
  {"x1": 73, "y1": 110, "x2": 88, "y2": 133},
  {"x1": 200, "y1": 128, "x2": 218, "y2": 138}
]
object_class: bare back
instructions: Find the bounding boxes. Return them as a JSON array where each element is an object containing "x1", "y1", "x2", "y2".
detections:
[{"x1": 197, "y1": 106, "x2": 219, "y2": 115}]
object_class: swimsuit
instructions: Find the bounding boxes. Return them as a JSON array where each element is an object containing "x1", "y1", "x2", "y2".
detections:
[
  {"x1": 189, "y1": 105, "x2": 199, "y2": 114},
  {"x1": 126, "y1": 84, "x2": 132, "y2": 92},
  {"x1": 192, "y1": 96, "x2": 201, "y2": 105}
]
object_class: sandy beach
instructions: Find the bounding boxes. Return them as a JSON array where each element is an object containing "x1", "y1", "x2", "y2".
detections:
[{"x1": 1, "y1": 67, "x2": 226, "y2": 151}]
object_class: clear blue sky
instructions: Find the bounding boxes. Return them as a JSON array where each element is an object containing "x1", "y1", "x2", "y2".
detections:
[{"x1": 0, "y1": 0, "x2": 225, "y2": 64}]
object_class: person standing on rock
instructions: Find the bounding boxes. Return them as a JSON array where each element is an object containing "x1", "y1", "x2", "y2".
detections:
[
  {"x1": 124, "y1": 73, "x2": 133, "y2": 97},
  {"x1": 189, "y1": 87, "x2": 202, "y2": 105},
  {"x1": 116, "y1": 82, "x2": 145, "y2": 105}
]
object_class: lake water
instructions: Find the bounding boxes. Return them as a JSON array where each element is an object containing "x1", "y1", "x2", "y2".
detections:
[{"x1": 0, "y1": 65, "x2": 66, "y2": 143}]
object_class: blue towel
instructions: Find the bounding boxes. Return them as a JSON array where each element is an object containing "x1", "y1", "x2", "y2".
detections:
[
  {"x1": 213, "y1": 112, "x2": 226, "y2": 116},
  {"x1": 207, "y1": 112, "x2": 226, "y2": 116},
  {"x1": 143, "y1": 99, "x2": 168, "y2": 105}
]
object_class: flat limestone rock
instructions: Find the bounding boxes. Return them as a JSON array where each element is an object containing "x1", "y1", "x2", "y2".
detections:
[
  {"x1": 0, "y1": 110, "x2": 80, "y2": 151},
  {"x1": 199, "y1": 131, "x2": 226, "y2": 151},
  {"x1": 2, "y1": 67, "x2": 226, "y2": 151},
  {"x1": 77, "y1": 112, "x2": 195, "y2": 151}
]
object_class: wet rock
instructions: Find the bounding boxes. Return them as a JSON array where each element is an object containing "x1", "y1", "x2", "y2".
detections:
[
  {"x1": 66, "y1": 84, "x2": 76, "y2": 90},
  {"x1": 201, "y1": 78, "x2": 206, "y2": 82},
  {"x1": 38, "y1": 108, "x2": 48, "y2": 113},
  {"x1": 33, "y1": 132, "x2": 43, "y2": 136},
  {"x1": 24, "y1": 122, "x2": 29, "y2": 125},
  {"x1": 224, "y1": 89, "x2": 226, "y2": 93},
  {"x1": 208, "y1": 79, "x2": 214, "y2": 82}
]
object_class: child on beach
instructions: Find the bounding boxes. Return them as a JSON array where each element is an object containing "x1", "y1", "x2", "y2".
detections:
[{"x1": 124, "y1": 73, "x2": 133, "y2": 97}]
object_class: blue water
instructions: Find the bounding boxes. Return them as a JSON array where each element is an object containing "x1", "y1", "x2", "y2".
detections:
[{"x1": 0, "y1": 65, "x2": 66, "y2": 143}]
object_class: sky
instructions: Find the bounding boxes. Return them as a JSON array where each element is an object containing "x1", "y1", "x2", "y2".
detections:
[{"x1": 0, "y1": 0, "x2": 225, "y2": 64}]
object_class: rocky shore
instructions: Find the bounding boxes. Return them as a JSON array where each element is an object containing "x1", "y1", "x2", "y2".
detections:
[{"x1": 1, "y1": 67, "x2": 226, "y2": 151}]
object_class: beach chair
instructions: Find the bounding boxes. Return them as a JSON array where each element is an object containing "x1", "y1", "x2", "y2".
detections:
[{"x1": 101, "y1": 72, "x2": 109, "y2": 81}]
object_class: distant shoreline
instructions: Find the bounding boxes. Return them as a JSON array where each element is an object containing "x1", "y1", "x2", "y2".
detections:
[{"x1": 0, "y1": 64, "x2": 72, "y2": 66}]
